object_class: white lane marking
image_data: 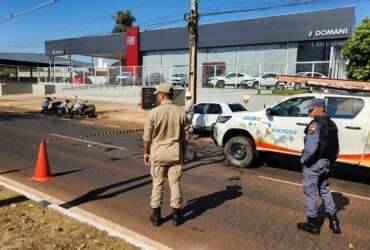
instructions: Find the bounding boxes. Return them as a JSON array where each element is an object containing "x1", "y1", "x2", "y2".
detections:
[
  {"x1": 81, "y1": 120, "x2": 94, "y2": 125},
  {"x1": 258, "y1": 175, "x2": 370, "y2": 202},
  {"x1": 0, "y1": 175, "x2": 169, "y2": 250},
  {"x1": 49, "y1": 133, "x2": 127, "y2": 151},
  {"x1": 258, "y1": 176, "x2": 302, "y2": 187},
  {"x1": 105, "y1": 124, "x2": 121, "y2": 128}
]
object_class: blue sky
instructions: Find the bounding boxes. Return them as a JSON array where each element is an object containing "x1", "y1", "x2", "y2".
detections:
[{"x1": 0, "y1": 0, "x2": 368, "y2": 54}]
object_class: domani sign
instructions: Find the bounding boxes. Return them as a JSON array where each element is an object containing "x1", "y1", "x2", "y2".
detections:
[{"x1": 308, "y1": 28, "x2": 348, "y2": 38}]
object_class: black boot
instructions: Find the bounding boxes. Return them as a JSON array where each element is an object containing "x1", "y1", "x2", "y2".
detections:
[
  {"x1": 172, "y1": 208, "x2": 184, "y2": 227},
  {"x1": 150, "y1": 207, "x2": 162, "y2": 226},
  {"x1": 297, "y1": 217, "x2": 320, "y2": 235},
  {"x1": 328, "y1": 213, "x2": 341, "y2": 234}
]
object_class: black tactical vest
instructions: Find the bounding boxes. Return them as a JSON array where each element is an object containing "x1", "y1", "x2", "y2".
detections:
[{"x1": 304, "y1": 113, "x2": 339, "y2": 165}]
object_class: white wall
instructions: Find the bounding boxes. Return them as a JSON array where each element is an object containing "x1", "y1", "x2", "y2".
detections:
[{"x1": 0, "y1": 83, "x2": 33, "y2": 96}]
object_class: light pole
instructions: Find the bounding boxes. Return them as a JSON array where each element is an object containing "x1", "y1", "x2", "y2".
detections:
[{"x1": 186, "y1": 0, "x2": 199, "y2": 104}]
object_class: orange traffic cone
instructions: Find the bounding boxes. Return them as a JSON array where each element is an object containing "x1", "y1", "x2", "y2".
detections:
[{"x1": 31, "y1": 140, "x2": 52, "y2": 182}]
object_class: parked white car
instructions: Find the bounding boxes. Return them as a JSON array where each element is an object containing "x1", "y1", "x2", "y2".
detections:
[
  {"x1": 213, "y1": 93, "x2": 370, "y2": 168},
  {"x1": 192, "y1": 102, "x2": 247, "y2": 132},
  {"x1": 87, "y1": 76, "x2": 108, "y2": 84},
  {"x1": 280, "y1": 72, "x2": 328, "y2": 89},
  {"x1": 241, "y1": 72, "x2": 280, "y2": 89},
  {"x1": 116, "y1": 72, "x2": 134, "y2": 84},
  {"x1": 296, "y1": 72, "x2": 328, "y2": 78},
  {"x1": 208, "y1": 73, "x2": 256, "y2": 88}
]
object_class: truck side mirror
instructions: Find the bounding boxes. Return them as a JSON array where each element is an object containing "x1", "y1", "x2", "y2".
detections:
[{"x1": 266, "y1": 108, "x2": 273, "y2": 116}]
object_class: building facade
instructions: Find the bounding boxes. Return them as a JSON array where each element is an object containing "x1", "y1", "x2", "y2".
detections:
[{"x1": 45, "y1": 7, "x2": 354, "y2": 84}]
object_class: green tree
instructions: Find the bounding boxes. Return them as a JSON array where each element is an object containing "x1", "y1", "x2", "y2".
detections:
[
  {"x1": 341, "y1": 17, "x2": 370, "y2": 81},
  {"x1": 112, "y1": 10, "x2": 136, "y2": 33}
]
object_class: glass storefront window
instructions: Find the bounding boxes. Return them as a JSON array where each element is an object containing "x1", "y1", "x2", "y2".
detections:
[{"x1": 297, "y1": 39, "x2": 345, "y2": 62}]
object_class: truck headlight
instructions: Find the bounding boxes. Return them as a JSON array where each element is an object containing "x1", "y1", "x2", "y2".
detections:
[{"x1": 217, "y1": 115, "x2": 231, "y2": 123}]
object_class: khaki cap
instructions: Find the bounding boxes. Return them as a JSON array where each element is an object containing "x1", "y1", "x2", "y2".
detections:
[{"x1": 154, "y1": 83, "x2": 174, "y2": 94}]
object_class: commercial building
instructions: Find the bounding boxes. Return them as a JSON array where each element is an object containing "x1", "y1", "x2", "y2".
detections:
[
  {"x1": 45, "y1": 7, "x2": 354, "y2": 84},
  {"x1": 0, "y1": 52, "x2": 88, "y2": 82}
]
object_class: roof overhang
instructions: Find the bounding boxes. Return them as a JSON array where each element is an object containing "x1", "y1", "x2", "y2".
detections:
[
  {"x1": 0, "y1": 53, "x2": 89, "y2": 67},
  {"x1": 45, "y1": 33, "x2": 126, "y2": 59}
]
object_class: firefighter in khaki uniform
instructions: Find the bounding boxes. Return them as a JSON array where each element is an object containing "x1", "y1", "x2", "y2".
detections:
[{"x1": 143, "y1": 83, "x2": 187, "y2": 227}]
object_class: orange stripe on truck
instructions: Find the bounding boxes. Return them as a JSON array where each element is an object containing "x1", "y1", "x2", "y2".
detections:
[
  {"x1": 257, "y1": 140, "x2": 370, "y2": 167},
  {"x1": 256, "y1": 140, "x2": 301, "y2": 154}
]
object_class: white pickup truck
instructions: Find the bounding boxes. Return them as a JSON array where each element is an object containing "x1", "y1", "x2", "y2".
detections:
[{"x1": 213, "y1": 93, "x2": 370, "y2": 168}]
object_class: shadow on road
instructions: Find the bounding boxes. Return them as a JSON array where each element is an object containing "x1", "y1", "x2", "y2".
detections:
[
  {"x1": 0, "y1": 195, "x2": 28, "y2": 208},
  {"x1": 0, "y1": 111, "x2": 34, "y2": 122},
  {"x1": 0, "y1": 167, "x2": 32, "y2": 175},
  {"x1": 60, "y1": 153, "x2": 225, "y2": 209},
  {"x1": 183, "y1": 185, "x2": 243, "y2": 223},
  {"x1": 59, "y1": 173, "x2": 152, "y2": 209},
  {"x1": 264, "y1": 152, "x2": 370, "y2": 185},
  {"x1": 53, "y1": 169, "x2": 84, "y2": 177},
  {"x1": 317, "y1": 192, "x2": 350, "y2": 227}
]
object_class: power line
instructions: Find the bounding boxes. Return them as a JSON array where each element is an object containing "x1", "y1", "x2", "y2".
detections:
[
  {"x1": 143, "y1": 17, "x2": 185, "y2": 30},
  {"x1": 0, "y1": 0, "x2": 362, "y2": 51},
  {"x1": 200, "y1": 0, "x2": 276, "y2": 12},
  {"x1": 0, "y1": 15, "x2": 110, "y2": 48},
  {"x1": 0, "y1": 0, "x2": 60, "y2": 23},
  {"x1": 141, "y1": 0, "x2": 330, "y2": 30},
  {"x1": 0, "y1": 27, "x2": 112, "y2": 51},
  {"x1": 0, "y1": 1, "x2": 184, "y2": 47},
  {"x1": 200, "y1": 0, "x2": 363, "y2": 17}
]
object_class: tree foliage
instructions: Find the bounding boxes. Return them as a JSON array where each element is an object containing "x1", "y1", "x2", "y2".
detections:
[
  {"x1": 341, "y1": 17, "x2": 370, "y2": 81},
  {"x1": 112, "y1": 10, "x2": 136, "y2": 33}
]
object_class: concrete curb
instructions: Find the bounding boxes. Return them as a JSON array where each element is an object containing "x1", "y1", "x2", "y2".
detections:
[{"x1": 0, "y1": 175, "x2": 172, "y2": 250}]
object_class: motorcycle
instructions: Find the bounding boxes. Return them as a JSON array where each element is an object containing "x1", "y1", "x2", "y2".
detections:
[{"x1": 70, "y1": 101, "x2": 96, "y2": 118}]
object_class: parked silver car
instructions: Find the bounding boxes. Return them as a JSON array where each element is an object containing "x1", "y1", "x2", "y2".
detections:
[{"x1": 170, "y1": 74, "x2": 187, "y2": 87}]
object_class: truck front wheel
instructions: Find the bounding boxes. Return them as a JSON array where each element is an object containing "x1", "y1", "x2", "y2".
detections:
[{"x1": 224, "y1": 136, "x2": 255, "y2": 168}]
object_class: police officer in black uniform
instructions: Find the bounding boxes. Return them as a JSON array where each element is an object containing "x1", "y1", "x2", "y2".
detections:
[{"x1": 297, "y1": 98, "x2": 341, "y2": 235}]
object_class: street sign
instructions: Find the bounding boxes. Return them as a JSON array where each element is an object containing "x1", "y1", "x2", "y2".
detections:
[{"x1": 51, "y1": 49, "x2": 65, "y2": 56}]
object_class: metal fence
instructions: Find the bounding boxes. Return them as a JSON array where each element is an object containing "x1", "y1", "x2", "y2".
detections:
[
  {"x1": 296, "y1": 60, "x2": 347, "y2": 79},
  {"x1": 1, "y1": 60, "x2": 347, "y2": 86}
]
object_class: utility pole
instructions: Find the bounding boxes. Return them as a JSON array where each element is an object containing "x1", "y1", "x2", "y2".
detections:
[{"x1": 186, "y1": 0, "x2": 198, "y2": 104}]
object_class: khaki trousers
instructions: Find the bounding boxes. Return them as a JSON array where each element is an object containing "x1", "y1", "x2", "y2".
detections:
[
  {"x1": 185, "y1": 124, "x2": 193, "y2": 141},
  {"x1": 150, "y1": 163, "x2": 182, "y2": 209}
]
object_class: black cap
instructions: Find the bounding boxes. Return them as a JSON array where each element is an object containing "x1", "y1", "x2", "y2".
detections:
[{"x1": 309, "y1": 98, "x2": 326, "y2": 110}]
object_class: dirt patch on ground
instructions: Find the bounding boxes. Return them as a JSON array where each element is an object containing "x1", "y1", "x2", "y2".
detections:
[
  {"x1": 0, "y1": 94, "x2": 148, "y2": 128},
  {"x1": 0, "y1": 185, "x2": 135, "y2": 250}
]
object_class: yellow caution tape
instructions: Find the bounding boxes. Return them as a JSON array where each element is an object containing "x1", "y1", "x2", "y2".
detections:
[{"x1": 81, "y1": 128, "x2": 144, "y2": 138}]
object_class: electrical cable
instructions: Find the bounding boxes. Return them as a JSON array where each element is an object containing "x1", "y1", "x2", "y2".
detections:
[
  {"x1": 142, "y1": 0, "x2": 324, "y2": 30},
  {"x1": 1, "y1": 0, "x2": 365, "y2": 51},
  {"x1": 0, "y1": 0, "x2": 59, "y2": 23},
  {"x1": 0, "y1": 19, "x2": 111, "y2": 49},
  {"x1": 3, "y1": 15, "x2": 110, "y2": 45},
  {"x1": 201, "y1": 0, "x2": 329, "y2": 17}
]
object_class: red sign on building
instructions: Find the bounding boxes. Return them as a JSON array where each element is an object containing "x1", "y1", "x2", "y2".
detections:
[{"x1": 125, "y1": 26, "x2": 140, "y2": 66}]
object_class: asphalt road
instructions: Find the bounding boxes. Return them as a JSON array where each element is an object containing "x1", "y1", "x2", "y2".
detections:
[{"x1": 0, "y1": 109, "x2": 370, "y2": 250}]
